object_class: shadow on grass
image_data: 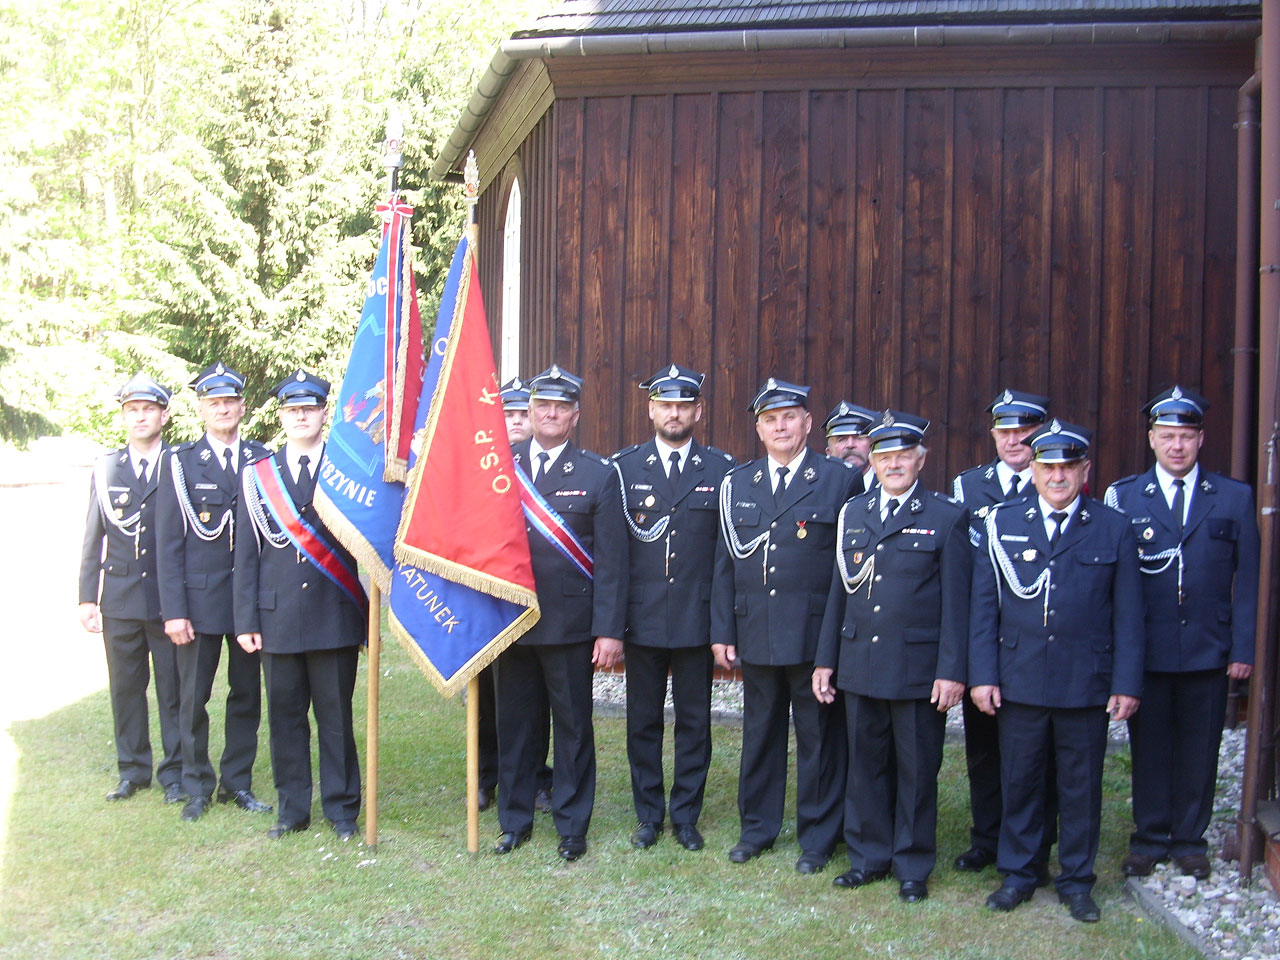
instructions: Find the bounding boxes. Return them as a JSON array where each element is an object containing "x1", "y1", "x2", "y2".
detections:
[{"x1": 0, "y1": 640, "x2": 1198, "y2": 960}]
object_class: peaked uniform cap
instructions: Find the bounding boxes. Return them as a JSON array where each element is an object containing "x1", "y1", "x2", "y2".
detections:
[
  {"x1": 272, "y1": 369, "x2": 330, "y2": 407},
  {"x1": 749, "y1": 378, "x2": 810, "y2": 415},
  {"x1": 987, "y1": 389, "x2": 1051, "y2": 429},
  {"x1": 1024, "y1": 418, "x2": 1092, "y2": 462},
  {"x1": 868, "y1": 409, "x2": 929, "y2": 453},
  {"x1": 639, "y1": 363, "x2": 705, "y2": 401},
  {"x1": 528, "y1": 364, "x2": 584, "y2": 403},
  {"x1": 189, "y1": 362, "x2": 246, "y2": 399},
  {"x1": 1143, "y1": 385, "x2": 1209, "y2": 427},
  {"x1": 823, "y1": 401, "x2": 878, "y2": 437},
  {"x1": 499, "y1": 376, "x2": 531, "y2": 410},
  {"x1": 117, "y1": 373, "x2": 172, "y2": 407}
]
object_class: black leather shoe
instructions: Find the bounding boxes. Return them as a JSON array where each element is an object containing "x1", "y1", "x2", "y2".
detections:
[
  {"x1": 674, "y1": 824, "x2": 704, "y2": 851},
  {"x1": 795, "y1": 850, "x2": 831, "y2": 874},
  {"x1": 476, "y1": 786, "x2": 495, "y2": 812},
  {"x1": 832, "y1": 868, "x2": 890, "y2": 889},
  {"x1": 534, "y1": 788, "x2": 553, "y2": 812},
  {"x1": 954, "y1": 846, "x2": 997, "y2": 872},
  {"x1": 899, "y1": 880, "x2": 928, "y2": 903},
  {"x1": 494, "y1": 830, "x2": 531, "y2": 854},
  {"x1": 106, "y1": 779, "x2": 149, "y2": 801},
  {"x1": 631, "y1": 822, "x2": 661, "y2": 849},
  {"x1": 267, "y1": 819, "x2": 310, "y2": 839},
  {"x1": 163, "y1": 783, "x2": 186, "y2": 804},
  {"x1": 1033, "y1": 860, "x2": 1054, "y2": 887},
  {"x1": 728, "y1": 841, "x2": 772, "y2": 864},
  {"x1": 557, "y1": 835, "x2": 587, "y2": 861},
  {"x1": 985, "y1": 883, "x2": 1034, "y2": 912},
  {"x1": 218, "y1": 787, "x2": 273, "y2": 814},
  {"x1": 332, "y1": 820, "x2": 358, "y2": 841},
  {"x1": 1059, "y1": 891, "x2": 1100, "y2": 923},
  {"x1": 1175, "y1": 854, "x2": 1211, "y2": 880},
  {"x1": 181, "y1": 796, "x2": 212, "y2": 822},
  {"x1": 1121, "y1": 852, "x2": 1159, "y2": 876}
]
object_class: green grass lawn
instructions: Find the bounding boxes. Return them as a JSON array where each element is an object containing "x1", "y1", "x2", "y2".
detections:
[{"x1": 0, "y1": 637, "x2": 1195, "y2": 960}]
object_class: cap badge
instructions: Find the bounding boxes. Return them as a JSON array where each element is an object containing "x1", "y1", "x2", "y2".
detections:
[
  {"x1": 883, "y1": 411, "x2": 895, "y2": 427},
  {"x1": 765, "y1": 377, "x2": 777, "y2": 391},
  {"x1": 1171, "y1": 385, "x2": 1183, "y2": 400},
  {"x1": 839, "y1": 402, "x2": 850, "y2": 415},
  {"x1": 512, "y1": 378, "x2": 523, "y2": 389},
  {"x1": 549, "y1": 363, "x2": 562, "y2": 379},
  {"x1": 1002, "y1": 389, "x2": 1013, "y2": 404},
  {"x1": 668, "y1": 364, "x2": 679, "y2": 378},
  {"x1": 295, "y1": 371, "x2": 305, "y2": 382},
  {"x1": 1050, "y1": 418, "x2": 1062, "y2": 433},
  {"x1": 215, "y1": 362, "x2": 225, "y2": 375}
]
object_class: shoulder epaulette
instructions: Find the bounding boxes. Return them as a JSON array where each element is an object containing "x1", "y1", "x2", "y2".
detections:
[{"x1": 610, "y1": 443, "x2": 643, "y2": 462}]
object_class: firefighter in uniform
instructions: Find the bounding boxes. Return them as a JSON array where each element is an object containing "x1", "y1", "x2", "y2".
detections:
[{"x1": 822, "y1": 401, "x2": 878, "y2": 495}]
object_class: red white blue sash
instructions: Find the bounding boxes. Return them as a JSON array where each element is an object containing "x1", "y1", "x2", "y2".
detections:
[
  {"x1": 514, "y1": 461, "x2": 594, "y2": 580},
  {"x1": 249, "y1": 458, "x2": 369, "y2": 611}
]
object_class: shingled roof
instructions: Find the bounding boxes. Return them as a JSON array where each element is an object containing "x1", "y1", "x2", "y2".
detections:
[{"x1": 515, "y1": 0, "x2": 1260, "y2": 37}]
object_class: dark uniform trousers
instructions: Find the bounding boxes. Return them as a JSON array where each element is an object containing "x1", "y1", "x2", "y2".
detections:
[
  {"x1": 496, "y1": 441, "x2": 627, "y2": 840},
  {"x1": 712, "y1": 449, "x2": 857, "y2": 856},
  {"x1": 953, "y1": 461, "x2": 1056, "y2": 860},
  {"x1": 614, "y1": 437, "x2": 734, "y2": 828},
  {"x1": 159, "y1": 436, "x2": 270, "y2": 801},
  {"x1": 1107, "y1": 467, "x2": 1259, "y2": 861},
  {"x1": 969, "y1": 496, "x2": 1143, "y2": 896},
  {"x1": 478, "y1": 664, "x2": 551, "y2": 797},
  {"x1": 816, "y1": 487, "x2": 970, "y2": 881},
  {"x1": 232, "y1": 445, "x2": 364, "y2": 827},
  {"x1": 81, "y1": 449, "x2": 182, "y2": 788}
]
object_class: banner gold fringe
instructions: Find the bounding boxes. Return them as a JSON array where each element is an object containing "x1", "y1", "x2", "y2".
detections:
[
  {"x1": 389, "y1": 602, "x2": 542, "y2": 698},
  {"x1": 313, "y1": 488, "x2": 392, "y2": 594}
]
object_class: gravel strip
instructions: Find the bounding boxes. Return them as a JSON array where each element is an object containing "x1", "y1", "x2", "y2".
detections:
[{"x1": 594, "y1": 676, "x2": 1279, "y2": 958}]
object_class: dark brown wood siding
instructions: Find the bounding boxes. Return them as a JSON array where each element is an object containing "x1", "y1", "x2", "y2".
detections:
[{"x1": 476, "y1": 43, "x2": 1251, "y2": 486}]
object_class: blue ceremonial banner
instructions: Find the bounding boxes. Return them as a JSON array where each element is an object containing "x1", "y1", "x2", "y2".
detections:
[
  {"x1": 314, "y1": 201, "x2": 422, "y2": 590},
  {"x1": 388, "y1": 234, "x2": 539, "y2": 697}
]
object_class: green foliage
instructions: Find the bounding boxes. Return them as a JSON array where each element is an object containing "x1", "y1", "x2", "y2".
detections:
[{"x1": 0, "y1": 0, "x2": 548, "y2": 447}]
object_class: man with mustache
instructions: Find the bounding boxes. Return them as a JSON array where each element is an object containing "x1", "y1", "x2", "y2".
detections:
[
  {"x1": 969, "y1": 420, "x2": 1143, "y2": 923},
  {"x1": 612, "y1": 364, "x2": 735, "y2": 852},
  {"x1": 822, "y1": 401, "x2": 877, "y2": 495}
]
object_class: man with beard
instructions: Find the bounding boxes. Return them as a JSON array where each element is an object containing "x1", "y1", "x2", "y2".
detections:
[
  {"x1": 158, "y1": 362, "x2": 272, "y2": 822},
  {"x1": 823, "y1": 401, "x2": 878, "y2": 495},
  {"x1": 712, "y1": 378, "x2": 857, "y2": 873},
  {"x1": 612, "y1": 364, "x2": 735, "y2": 852},
  {"x1": 79, "y1": 373, "x2": 183, "y2": 803},
  {"x1": 494, "y1": 364, "x2": 627, "y2": 861},
  {"x1": 950, "y1": 389, "x2": 1055, "y2": 880},
  {"x1": 970, "y1": 420, "x2": 1143, "y2": 922},
  {"x1": 813, "y1": 410, "x2": 969, "y2": 903}
]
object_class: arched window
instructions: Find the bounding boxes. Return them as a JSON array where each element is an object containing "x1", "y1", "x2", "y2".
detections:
[{"x1": 500, "y1": 179, "x2": 522, "y2": 381}]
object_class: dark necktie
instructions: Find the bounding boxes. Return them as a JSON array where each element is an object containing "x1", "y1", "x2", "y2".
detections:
[
  {"x1": 223, "y1": 447, "x2": 235, "y2": 475},
  {"x1": 668, "y1": 450, "x2": 682, "y2": 485},
  {"x1": 1006, "y1": 474, "x2": 1021, "y2": 500},
  {"x1": 1172, "y1": 478, "x2": 1186, "y2": 537},
  {"x1": 885, "y1": 498, "x2": 900, "y2": 521},
  {"x1": 297, "y1": 455, "x2": 314, "y2": 498},
  {"x1": 774, "y1": 465, "x2": 789, "y2": 497},
  {"x1": 137, "y1": 458, "x2": 149, "y2": 484},
  {"x1": 535, "y1": 451, "x2": 550, "y2": 483},
  {"x1": 1049, "y1": 510, "x2": 1068, "y2": 547}
]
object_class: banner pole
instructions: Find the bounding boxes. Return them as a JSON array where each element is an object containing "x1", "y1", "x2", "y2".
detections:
[
  {"x1": 365, "y1": 582, "x2": 382, "y2": 849},
  {"x1": 463, "y1": 150, "x2": 482, "y2": 855}
]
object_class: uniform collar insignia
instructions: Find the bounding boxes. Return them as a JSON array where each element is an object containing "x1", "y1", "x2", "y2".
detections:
[
  {"x1": 865, "y1": 496, "x2": 876, "y2": 512},
  {"x1": 752, "y1": 469, "x2": 763, "y2": 484},
  {"x1": 562, "y1": 459, "x2": 574, "y2": 474},
  {"x1": 984, "y1": 465, "x2": 994, "y2": 480},
  {"x1": 1079, "y1": 508, "x2": 1091, "y2": 524},
  {"x1": 1025, "y1": 506, "x2": 1038, "y2": 521},
  {"x1": 199, "y1": 448, "x2": 212, "y2": 461},
  {"x1": 1144, "y1": 481, "x2": 1157, "y2": 494},
  {"x1": 513, "y1": 451, "x2": 523, "y2": 463},
  {"x1": 909, "y1": 498, "x2": 923, "y2": 513},
  {"x1": 691, "y1": 453, "x2": 702, "y2": 465},
  {"x1": 803, "y1": 466, "x2": 816, "y2": 481},
  {"x1": 118, "y1": 452, "x2": 128, "y2": 463},
  {"x1": 1201, "y1": 479, "x2": 1213, "y2": 493},
  {"x1": 645, "y1": 453, "x2": 657, "y2": 464}
]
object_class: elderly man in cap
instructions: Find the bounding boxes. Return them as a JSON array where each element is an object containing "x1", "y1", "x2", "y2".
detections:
[
  {"x1": 1106, "y1": 386, "x2": 1258, "y2": 882},
  {"x1": 613, "y1": 364, "x2": 736, "y2": 852},
  {"x1": 711, "y1": 378, "x2": 857, "y2": 872},
  {"x1": 79, "y1": 373, "x2": 184, "y2": 802},
  {"x1": 823, "y1": 401, "x2": 878, "y2": 494},
  {"x1": 233, "y1": 370, "x2": 367, "y2": 840},
  {"x1": 951, "y1": 389, "x2": 1056, "y2": 877},
  {"x1": 970, "y1": 420, "x2": 1143, "y2": 922},
  {"x1": 157, "y1": 363, "x2": 273, "y2": 822},
  {"x1": 495, "y1": 364, "x2": 627, "y2": 861},
  {"x1": 813, "y1": 410, "x2": 969, "y2": 902}
]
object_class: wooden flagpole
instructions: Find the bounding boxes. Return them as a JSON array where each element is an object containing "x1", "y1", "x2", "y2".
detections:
[{"x1": 463, "y1": 150, "x2": 482, "y2": 855}]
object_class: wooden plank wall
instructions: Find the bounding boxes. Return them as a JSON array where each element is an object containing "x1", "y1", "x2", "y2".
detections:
[{"x1": 478, "y1": 55, "x2": 1250, "y2": 487}]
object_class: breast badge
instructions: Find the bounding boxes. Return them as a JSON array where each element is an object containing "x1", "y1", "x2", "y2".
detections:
[
  {"x1": 1022, "y1": 548, "x2": 1037, "y2": 562},
  {"x1": 796, "y1": 521, "x2": 808, "y2": 540}
]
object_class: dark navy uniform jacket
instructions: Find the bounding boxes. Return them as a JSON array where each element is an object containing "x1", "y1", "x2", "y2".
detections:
[
  {"x1": 79, "y1": 446, "x2": 169, "y2": 620},
  {"x1": 157, "y1": 436, "x2": 271, "y2": 634},
  {"x1": 512, "y1": 440, "x2": 627, "y2": 645},
  {"x1": 711, "y1": 450, "x2": 859, "y2": 666},
  {"x1": 815, "y1": 487, "x2": 970, "y2": 699},
  {"x1": 969, "y1": 496, "x2": 1144, "y2": 707},
  {"x1": 612, "y1": 439, "x2": 735, "y2": 649},
  {"x1": 1105, "y1": 468, "x2": 1259, "y2": 671},
  {"x1": 231, "y1": 446, "x2": 364, "y2": 654}
]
